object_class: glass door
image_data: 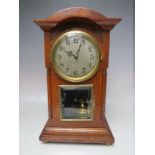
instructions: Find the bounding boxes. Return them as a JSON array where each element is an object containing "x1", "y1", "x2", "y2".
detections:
[{"x1": 59, "y1": 85, "x2": 94, "y2": 121}]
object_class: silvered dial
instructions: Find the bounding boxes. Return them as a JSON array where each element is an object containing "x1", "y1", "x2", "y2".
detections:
[{"x1": 51, "y1": 30, "x2": 101, "y2": 82}]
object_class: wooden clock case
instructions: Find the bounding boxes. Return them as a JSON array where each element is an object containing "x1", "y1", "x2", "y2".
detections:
[{"x1": 33, "y1": 7, "x2": 121, "y2": 144}]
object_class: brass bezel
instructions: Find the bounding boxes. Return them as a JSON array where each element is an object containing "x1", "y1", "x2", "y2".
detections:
[
  {"x1": 59, "y1": 84, "x2": 94, "y2": 121},
  {"x1": 50, "y1": 30, "x2": 101, "y2": 83}
]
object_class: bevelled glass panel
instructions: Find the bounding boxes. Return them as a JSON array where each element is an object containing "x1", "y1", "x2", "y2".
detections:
[{"x1": 60, "y1": 85, "x2": 93, "y2": 120}]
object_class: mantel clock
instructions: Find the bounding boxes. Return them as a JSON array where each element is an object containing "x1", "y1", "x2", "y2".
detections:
[{"x1": 33, "y1": 7, "x2": 121, "y2": 144}]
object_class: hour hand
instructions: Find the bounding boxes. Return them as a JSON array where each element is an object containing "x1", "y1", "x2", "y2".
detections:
[
  {"x1": 64, "y1": 50, "x2": 73, "y2": 56},
  {"x1": 64, "y1": 50, "x2": 76, "y2": 59}
]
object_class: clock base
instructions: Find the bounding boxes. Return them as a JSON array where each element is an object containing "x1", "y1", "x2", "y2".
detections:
[{"x1": 39, "y1": 119, "x2": 114, "y2": 145}]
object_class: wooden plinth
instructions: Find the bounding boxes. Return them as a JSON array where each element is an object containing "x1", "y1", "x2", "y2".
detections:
[{"x1": 39, "y1": 119, "x2": 114, "y2": 145}]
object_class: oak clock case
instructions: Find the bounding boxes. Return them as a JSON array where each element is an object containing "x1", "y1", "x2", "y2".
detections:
[{"x1": 33, "y1": 7, "x2": 121, "y2": 145}]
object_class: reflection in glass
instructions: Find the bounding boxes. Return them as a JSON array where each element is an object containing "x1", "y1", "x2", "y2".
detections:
[{"x1": 60, "y1": 85, "x2": 93, "y2": 120}]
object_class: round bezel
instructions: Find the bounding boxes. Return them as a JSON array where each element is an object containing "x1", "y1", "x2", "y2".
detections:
[{"x1": 50, "y1": 30, "x2": 101, "y2": 83}]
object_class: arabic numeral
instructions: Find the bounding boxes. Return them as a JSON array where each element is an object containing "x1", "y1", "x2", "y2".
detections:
[
  {"x1": 90, "y1": 56, "x2": 94, "y2": 60},
  {"x1": 88, "y1": 63, "x2": 91, "y2": 68},
  {"x1": 60, "y1": 62, "x2": 64, "y2": 67},
  {"x1": 82, "y1": 39, "x2": 85, "y2": 45},
  {"x1": 82, "y1": 68, "x2": 86, "y2": 74},
  {"x1": 88, "y1": 46, "x2": 92, "y2": 52},
  {"x1": 66, "y1": 68, "x2": 70, "y2": 72},
  {"x1": 65, "y1": 39, "x2": 70, "y2": 45},
  {"x1": 74, "y1": 38, "x2": 79, "y2": 43},
  {"x1": 59, "y1": 46, "x2": 65, "y2": 51},
  {"x1": 74, "y1": 70, "x2": 78, "y2": 75},
  {"x1": 58, "y1": 54, "x2": 62, "y2": 60}
]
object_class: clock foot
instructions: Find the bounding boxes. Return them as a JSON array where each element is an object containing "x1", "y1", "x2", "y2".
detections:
[{"x1": 42, "y1": 141, "x2": 48, "y2": 144}]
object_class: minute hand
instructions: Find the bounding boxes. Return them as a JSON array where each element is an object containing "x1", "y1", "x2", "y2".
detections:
[{"x1": 75, "y1": 41, "x2": 82, "y2": 59}]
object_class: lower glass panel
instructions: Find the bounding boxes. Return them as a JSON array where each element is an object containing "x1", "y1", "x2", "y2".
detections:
[{"x1": 60, "y1": 85, "x2": 93, "y2": 120}]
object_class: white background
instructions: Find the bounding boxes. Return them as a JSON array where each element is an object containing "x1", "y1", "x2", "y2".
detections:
[
  {"x1": 0, "y1": 0, "x2": 155, "y2": 155},
  {"x1": 20, "y1": 0, "x2": 134, "y2": 155}
]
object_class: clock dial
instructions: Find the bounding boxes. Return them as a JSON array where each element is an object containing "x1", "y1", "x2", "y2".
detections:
[{"x1": 50, "y1": 30, "x2": 101, "y2": 82}]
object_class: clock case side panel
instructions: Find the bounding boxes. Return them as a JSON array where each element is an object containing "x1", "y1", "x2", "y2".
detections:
[
  {"x1": 44, "y1": 31, "x2": 53, "y2": 118},
  {"x1": 101, "y1": 31, "x2": 111, "y2": 115}
]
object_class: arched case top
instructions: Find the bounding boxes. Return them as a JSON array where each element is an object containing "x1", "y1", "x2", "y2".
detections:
[{"x1": 33, "y1": 7, "x2": 121, "y2": 31}]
